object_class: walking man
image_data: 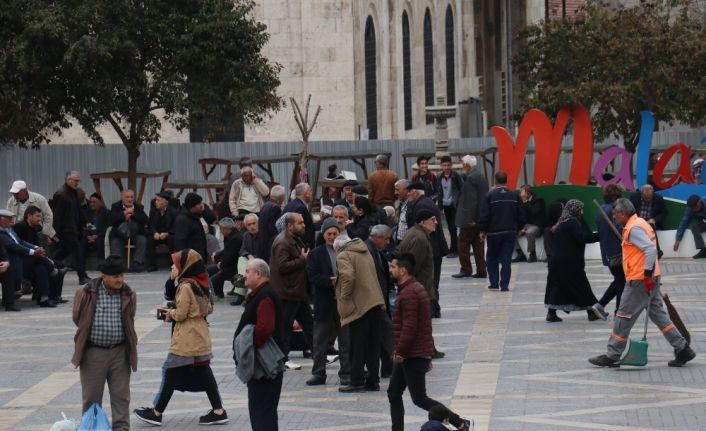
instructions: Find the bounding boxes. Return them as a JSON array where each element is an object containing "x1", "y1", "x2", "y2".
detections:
[
  {"x1": 435, "y1": 156, "x2": 463, "y2": 258},
  {"x1": 387, "y1": 253, "x2": 472, "y2": 431},
  {"x1": 234, "y1": 258, "x2": 285, "y2": 431},
  {"x1": 72, "y1": 256, "x2": 138, "y2": 431},
  {"x1": 589, "y1": 198, "x2": 695, "y2": 368},
  {"x1": 673, "y1": 194, "x2": 706, "y2": 259},
  {"x1": 479, "y1": 172, "x2": 525, "y2": 291},
  {"x1": 52, "y1": 171, "x2": 91, "y2": 284}
]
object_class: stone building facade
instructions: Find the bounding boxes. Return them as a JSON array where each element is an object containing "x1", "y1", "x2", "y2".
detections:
[{"x1": 53, "y1": 0, "x2": 578, "y2": 145}]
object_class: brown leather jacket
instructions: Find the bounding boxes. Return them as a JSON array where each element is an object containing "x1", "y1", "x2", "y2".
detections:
[
  {"x1": 72, "y1": 278, "x2": 138, "y2": 371},
  {"x1": 270, "y1": 230, "x2": 308, "y2": 301}
]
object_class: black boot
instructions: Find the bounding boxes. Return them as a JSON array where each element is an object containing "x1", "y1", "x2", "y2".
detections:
[
  {"x1": 668, "y1": 344, "x2": 696, "y2": 367},
  {"x1": 546, "y1": 309, "x2": 562, "y2": 322}
]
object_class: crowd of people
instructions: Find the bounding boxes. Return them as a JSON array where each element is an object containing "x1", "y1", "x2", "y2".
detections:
[{"x1": 1, "y1": 153, "x2": 703, "y2": 430}]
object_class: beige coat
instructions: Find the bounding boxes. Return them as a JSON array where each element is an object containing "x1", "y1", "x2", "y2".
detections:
[
  {"x1": 167, "y1": 282, "x2": 213, "y2": 356},
  {"x1": 228, "y1": 177, "x2": 270, "y2": 215},
  {"x1": 335, "y1": 238, "x2": 385, "y2": 327}
]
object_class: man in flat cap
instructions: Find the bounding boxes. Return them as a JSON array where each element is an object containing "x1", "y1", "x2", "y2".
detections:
[{"x1": 72, "y1": 255, "x2": 137, "y2": 431}]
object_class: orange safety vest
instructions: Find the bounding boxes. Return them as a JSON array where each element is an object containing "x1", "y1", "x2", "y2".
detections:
[{"x1": 622, "y1": 214, "x2": 661, "y2": 281}]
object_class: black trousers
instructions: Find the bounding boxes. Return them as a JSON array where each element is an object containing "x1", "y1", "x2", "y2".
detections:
[
  {"x1": 207, "y1": 265, "x2": 237, "y2": 297},
  {"x1": 598, "y1": 263, "x2": 626, "y2": 312},
  {"x1": 247, "y1": 372, "x2": 283, "y2": 431},
  {"x1": 312, "y1": 314, "x2": 351, "y2": 379},
  {"x1": 349, "y1": 307, "x2": 382, "y2": 387},
  {"x1": 1, "y1": 270, "x2": 14, "y2": 307},
  {"x1": 380, "y1": 312, "x2": 394, "y2": 376},
  {"x1": 432, "y1": 256, "x2": 443, "y2": 315},
  {"x1": 281, "y1": 299, "x2": 314, "y2": 360},
  {"x1": 387, "y1": 357, "x2": 463, "y2": 431},
  {"x1": 147, "y1": 237, "x2": 173, "y2": 268},
  {"x1": 154, "y1": 365, "x2": 222, "y2": 413},
  {"x1": 54, "y1": 233, "x2": 88, "y2": 279},
  {"x1": 441, "y1": 205, "x2": 458, "y2": 252}
]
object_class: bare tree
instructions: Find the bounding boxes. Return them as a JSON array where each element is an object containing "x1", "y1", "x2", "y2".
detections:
[{"x1": 290, "y1": 95, "x2": 322, "y2": 186}]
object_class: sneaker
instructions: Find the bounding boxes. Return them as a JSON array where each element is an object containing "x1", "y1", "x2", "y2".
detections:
[
  {"x1": 588, "y1": 354, "x2": 620, "y2": 368},
  {"x1": 285, "y1": 360, "x2": 302, "y2": 370},
  {"x1": 451, "y1": 272, "x2": 472, "y2": 279},
  {"x1": 668, "y1": 344, "x2": 696, "y2": 367},
  {"x1": 199, "y1": 409, "x2": 229, "y2": 425},
  {"x1": 326, "y1": 354, "x2": 339, "y2": 364},
  {"x1": 693, "y1": 249, "x2": 706, "y2": 259},
  {"x1": 134, "y1": 408, "x2": 162, "y2": 426},
  {"x1": 591, "y1": 303, "x2": 609, "y2": 321},
  {"x1": 432, "y1": 349, "x2": 446, "y2": 359},
  {"x1": 487, "y1": 285, "x2": 499, "y2": 290},
  {"x1": 472, "y1": 273, "x2": 487, "y2": 278}
]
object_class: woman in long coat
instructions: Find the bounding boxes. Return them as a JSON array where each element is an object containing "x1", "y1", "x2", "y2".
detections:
[
  {"x1": 134, "y1": 249, "x2": 228, "y2": 426},
  {"x1": 544, "y1": 200, "x2": 600, "y2": 322}
]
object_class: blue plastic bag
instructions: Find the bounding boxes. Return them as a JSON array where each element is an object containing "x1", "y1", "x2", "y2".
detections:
[{"x1": 77, "y1": 403, "x2": 111, "y2": 431}]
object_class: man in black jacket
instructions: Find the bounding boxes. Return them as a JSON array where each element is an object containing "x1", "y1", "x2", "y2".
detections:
[
  {"x1": 173, "y1": 193, "x2": 208, "y2": 261},
  {"x1": 14, "y1": 206, "x2": 68, "y2": 304},
  {"x1": 629, "y1": 184, "x2": 667, "y2": 230},
  {"x1": 283, "y1": 183, "x2": 315, "y2": 249},
  {"x1": 405, "y1": 182, "x2": 448, "y2": 318},
  {"x1": 207, "y1": 218, "x2": 242, "y2": 299},
  {"x1": 147, "y1": 191, "x2": 177, "y2": 271},
  {"x1": 109, "y1": 189, "x2": 149, "y2": 272},
  {"x1": 365, "y1": 224, "x2": 394, "y2": 377},
  {"x1": 479, "y1": 172, "x2": 526, "y2": 291},
  {"x1": 52, "y1": 171, "x2": 90, "y2": 284},
  {"x1": 435, "y1": 156, "x2": 464, "y2": 257},
  {"x1": 258, "y1": 185, "x2": 285, "y2": 263},
  {"x1": 83, "y1": 193, "x2": 111, "y2": 260},
  {"x1": 513, "y1": 185, "x2": 546, "y2": 263},
  {"x1": 305, "y1": 218, "x2": 350, "y2": 386}
]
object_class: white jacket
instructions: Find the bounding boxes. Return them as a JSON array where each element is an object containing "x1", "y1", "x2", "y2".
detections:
[{"x1": 6, "y1": 191, "x2": 56, "y2": 238}]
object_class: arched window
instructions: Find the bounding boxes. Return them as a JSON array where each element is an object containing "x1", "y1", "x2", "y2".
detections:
[
  {"x1": 364, "y1": 16, "x2": 378, "y2": 140},
  {"x1": 402, "y1": 11, "x2": 412, "y2": 130},
  {"x1": 423, "y1": 9, "x2": 434, "y2": 124},
  {"x1": 445, "y1": 6, "x2": 455, "y2": 106}
]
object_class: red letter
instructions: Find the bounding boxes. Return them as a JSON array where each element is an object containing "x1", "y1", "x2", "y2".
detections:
[{"x1": 653, "y1": 144, "x2": 694, "y2": 189}]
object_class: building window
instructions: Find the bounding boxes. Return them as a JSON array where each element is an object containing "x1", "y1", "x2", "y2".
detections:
[
  {"x1": 365, "y1": 16, "x2": 378, "y2": 139},
  {"x1": 423, "y1": 9, "x2": 434, "y2": 124},
  {"x1": 445, "y1": 6, "x2": 455, "y2": 106},
  {"x1": 402, "y1": 11, "x2": 412, "y2": 130},
  {"x1": 189, "y1": 116, "x2": 244, "y2": 142}
]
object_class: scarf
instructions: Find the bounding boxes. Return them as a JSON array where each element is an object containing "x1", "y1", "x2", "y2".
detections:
[{"x1": 555, "y1": 199, "x2": 584, "y2": 228}]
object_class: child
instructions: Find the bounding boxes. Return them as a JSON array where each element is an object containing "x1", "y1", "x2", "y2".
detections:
[{"x1": 421, "y1": 405, "x2": 469, "y2": 430}]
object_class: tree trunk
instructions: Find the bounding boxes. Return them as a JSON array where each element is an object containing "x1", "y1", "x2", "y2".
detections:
[{"x1": 127, "y1": 142, "x2": 140, "y2": 192}]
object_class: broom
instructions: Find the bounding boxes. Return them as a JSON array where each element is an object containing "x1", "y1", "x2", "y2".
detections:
[{"x1": 592, "y1": 200, "x2": 690, "y2": 344}]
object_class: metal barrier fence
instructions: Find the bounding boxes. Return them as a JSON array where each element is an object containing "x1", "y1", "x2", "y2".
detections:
[{"x1": 0, "y1": 129, "x2": 704, "y2": 206}]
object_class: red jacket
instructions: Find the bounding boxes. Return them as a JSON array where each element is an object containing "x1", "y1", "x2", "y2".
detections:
[{"x1": 392, "y1": 277, "x2": 434, "y2": 359}]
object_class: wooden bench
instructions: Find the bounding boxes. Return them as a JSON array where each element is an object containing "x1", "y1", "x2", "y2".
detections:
[
  {"x1": 90, "y1": 169, "x2": 171, "y2": 204},
  {"x1": 162, "y1": 179, "x2": 229, "y2": 206}
]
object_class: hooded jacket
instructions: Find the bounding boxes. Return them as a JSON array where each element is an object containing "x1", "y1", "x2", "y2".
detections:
[{"x1": 335, "y1": 238, "x2": 385, "y2": 326}]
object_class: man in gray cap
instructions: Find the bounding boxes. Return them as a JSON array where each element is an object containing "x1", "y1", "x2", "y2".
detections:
[
  {"x1": 368, "y1": 154, "x2": 399, "y2": 207},
  {"x1": 7, "y1": 180, "x2": 56, "y2": 241}
]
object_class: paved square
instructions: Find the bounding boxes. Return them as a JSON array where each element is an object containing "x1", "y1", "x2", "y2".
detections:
[{"x1": 0, "y1": 257, "x2": 704, "y2": 430}]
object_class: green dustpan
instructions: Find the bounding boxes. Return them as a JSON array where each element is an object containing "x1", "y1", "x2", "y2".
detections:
[{"x1": 620, "y1": 291, "x2": 652, "y2": 367}]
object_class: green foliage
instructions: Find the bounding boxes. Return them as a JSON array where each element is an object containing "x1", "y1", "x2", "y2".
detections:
[
  {"x1": 1, "y1": 0, "x2": 282, "y2": 186},
  {"x1": 514, "y1": 0, "x2": 706, "y2": 151}
]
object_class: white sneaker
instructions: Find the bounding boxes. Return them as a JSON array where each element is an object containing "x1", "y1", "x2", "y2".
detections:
[
  {"x1": 285, "y1": 360, "x2": 302, "y2": 370},
  {"x1": 326, "y1": 354, "x2": 339, "y2": 364}
]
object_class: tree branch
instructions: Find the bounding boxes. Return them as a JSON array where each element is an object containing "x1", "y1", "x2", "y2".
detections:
[{"x1": 106, "y1": 115, "x2": 130, "y2": 146}]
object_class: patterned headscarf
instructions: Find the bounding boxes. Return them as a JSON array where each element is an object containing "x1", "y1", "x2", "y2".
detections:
[
  {"x1": 555, "y1": 199, "x2": 584, "y2": 228},
  {"x1": 171, "y1": 249, "x2": 209, "y2": 290}
]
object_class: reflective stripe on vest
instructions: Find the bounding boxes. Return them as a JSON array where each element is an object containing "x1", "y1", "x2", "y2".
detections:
[{"x1": 622, "y1": 215, "x2": 660, "y2": 281}]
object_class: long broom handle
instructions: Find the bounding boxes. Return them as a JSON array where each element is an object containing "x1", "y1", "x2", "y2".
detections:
[{"x1": 592, "y1": 199, "x2": 622, "y2": 241}]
